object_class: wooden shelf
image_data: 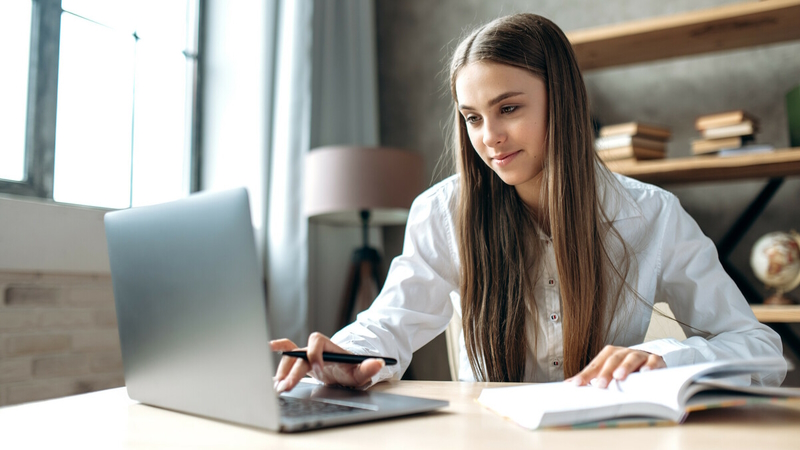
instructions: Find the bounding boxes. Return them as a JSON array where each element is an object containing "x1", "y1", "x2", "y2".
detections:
[
  {"x1": 606, "y1": 147, "x2": 800, "y2": 185},
  {"x1": 751, "y1": 304, "x2": 800, "y2": 322},
  {"x1": 567, "y1": 0, "x2": 800, "y2": 71}
]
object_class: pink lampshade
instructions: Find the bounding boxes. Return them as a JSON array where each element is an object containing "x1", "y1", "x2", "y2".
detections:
[{"x1": 304, "y1": 146, "x2": 425, "y2": 225}]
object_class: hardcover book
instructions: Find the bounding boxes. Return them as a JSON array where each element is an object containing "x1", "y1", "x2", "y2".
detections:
[
  {"x1": 599, "y1": 122, "x2": 671, "y2": 140},
  {"x1": 595, "y1": 135, "x2": 667, "y2": 152},
  {"x1": 477, "y1": 358, "x2": 797, "y2": 430},
  {"x1": 597, "y1": 145, "x2": 665, "y2": 162},
  {"x1": 691, "y1": 135, "x2": 753, "y2": 154},
  {"x1": 695, "y1": 110, "x2": 757, "y2": 130},
  {"x1": 701, "y1": 120, "x2": 759, "y2": 139}
]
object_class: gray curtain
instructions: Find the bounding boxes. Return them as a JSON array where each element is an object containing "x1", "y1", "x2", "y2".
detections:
[
  {"x1": 307, "y1": 0, "x2": 382, "y2": 338},
  {"x1": 265, "y1": 0, "x2": 314, "y2": 344},
  {"x1": 202, "y1": 0, "x2": 380, "y2": 345},
  {"x1": 268, "y1": 0, "x2": 382, "y2": 343}
]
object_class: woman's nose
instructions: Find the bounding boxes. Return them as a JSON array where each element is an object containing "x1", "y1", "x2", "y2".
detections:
[{"x1": 482, "y1": 120, "x2": 506, "y2": 148}]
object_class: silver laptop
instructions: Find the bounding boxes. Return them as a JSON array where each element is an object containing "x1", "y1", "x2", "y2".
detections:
[{"x1": 104, "y1": 187, "x2": 447, "y2": 432}]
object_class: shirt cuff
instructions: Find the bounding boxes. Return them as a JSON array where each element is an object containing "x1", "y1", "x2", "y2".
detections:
[{"x1": 630, "y1": 338, "x2": 696, "y2": 368}]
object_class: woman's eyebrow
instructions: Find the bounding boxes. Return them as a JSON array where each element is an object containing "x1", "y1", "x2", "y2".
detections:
[{"x1": 458, "y1": 91, "x2": 525, "y2": 111}]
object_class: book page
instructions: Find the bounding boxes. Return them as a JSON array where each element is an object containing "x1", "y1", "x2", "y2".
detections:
[
  {"x1": 694, "y1": 378, "x2": 800, "y2": 397},
  {"x1": 477, "y1": 380, "x2": 683, "y2": 430},
  {"x1": 608, "y1": 358, "x2": 789, "y2": 409},
  {"x1": 476, "y1": 358, "x2": 787, "y2": 430}
]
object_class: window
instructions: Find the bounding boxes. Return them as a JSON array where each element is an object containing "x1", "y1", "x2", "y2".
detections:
[
  {"x1": 0, "y1": 1, "x2": 33, "y2": 183},
  {"x1": 0, "y1": 0, "x2": 200, "y2": 208}
]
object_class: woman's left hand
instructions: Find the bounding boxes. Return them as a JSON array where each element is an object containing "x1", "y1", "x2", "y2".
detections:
[{"x1": 565, "y1": 345, "x2": 666, "y2": 388}]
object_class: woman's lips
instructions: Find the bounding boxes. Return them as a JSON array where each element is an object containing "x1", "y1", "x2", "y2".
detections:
[{"x1": 492, "y1": 150, "x2": 521, "y2": 167}]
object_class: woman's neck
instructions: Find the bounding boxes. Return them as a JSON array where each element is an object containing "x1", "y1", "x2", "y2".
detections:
[{"x1": 514, "y1": 175, "x2": 550, "y2": 236}]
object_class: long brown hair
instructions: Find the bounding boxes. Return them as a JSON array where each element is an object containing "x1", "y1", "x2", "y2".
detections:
[{"x1": 450, "y1": 14, "x2": 631, "y2": 381}]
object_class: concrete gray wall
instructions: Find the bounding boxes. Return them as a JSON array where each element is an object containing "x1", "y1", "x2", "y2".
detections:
[{"x1": 375, "y1": 0, "x2": 800, "y2": 381}]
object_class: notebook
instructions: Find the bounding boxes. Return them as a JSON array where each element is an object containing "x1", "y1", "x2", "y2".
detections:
[{"x1": 104, "y1": 187, "x2": 447, "y2": 432}]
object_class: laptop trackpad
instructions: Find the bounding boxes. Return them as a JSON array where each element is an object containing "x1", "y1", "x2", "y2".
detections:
[{"x1": 281, "y1": 382, "x2": 380, "y2": 410}]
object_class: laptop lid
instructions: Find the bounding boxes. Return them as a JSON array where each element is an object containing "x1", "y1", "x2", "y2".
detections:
[
  {"x1": 105, "y1": 188, "x2": 280, "y2": 429},
  {"x1": 105, "y1": 188, "x2": 447, "y2": 432}
]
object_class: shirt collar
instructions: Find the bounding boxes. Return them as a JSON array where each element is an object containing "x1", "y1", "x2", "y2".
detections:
[{"x1": 533, "y1": 169, "x2": 643, "y2": 241}]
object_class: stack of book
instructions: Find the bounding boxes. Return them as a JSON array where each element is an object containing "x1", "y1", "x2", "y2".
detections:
[
  {"x1": 595, "y1": 122, "x2": 670, "y2": 162},
  {"x1": 691, "y1": 110, "x2": 759, "y2": 155}
]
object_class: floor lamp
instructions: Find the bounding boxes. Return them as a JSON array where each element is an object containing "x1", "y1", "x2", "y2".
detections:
[{"x1": 304, "y1": 146, "x2": 424, "y2": 329}]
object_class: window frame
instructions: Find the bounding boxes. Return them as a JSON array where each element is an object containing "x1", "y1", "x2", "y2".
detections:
[{"x1": 0, "y1": 0, "x2": 202, "y2": 204}]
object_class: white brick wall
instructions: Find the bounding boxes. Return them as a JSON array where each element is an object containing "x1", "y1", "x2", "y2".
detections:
[{"x1": 0, "y1": 272, "x2": 124, "y2": 406}]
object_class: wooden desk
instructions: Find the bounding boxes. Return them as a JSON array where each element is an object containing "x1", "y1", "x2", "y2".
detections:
[{"x1": 2, "y1": 382, "x2": 799, "y2": 449}]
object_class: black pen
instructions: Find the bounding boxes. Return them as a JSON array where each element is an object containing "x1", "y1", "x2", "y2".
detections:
[{"x1": 281, "y1": 351, "x2": 397, "y2": 366}]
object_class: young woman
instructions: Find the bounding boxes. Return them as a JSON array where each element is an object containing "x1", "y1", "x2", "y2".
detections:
[{"x1": 271, "y1": 13, "x2": 785, "y2": 392}]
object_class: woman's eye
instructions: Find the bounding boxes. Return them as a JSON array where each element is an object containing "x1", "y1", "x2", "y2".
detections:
[
  {"x1": 465, "y1": 115, "x2": 480, "y2": 124},
  {"x1": 500, "y1": 105, "x2": 517, "y2": 114}
]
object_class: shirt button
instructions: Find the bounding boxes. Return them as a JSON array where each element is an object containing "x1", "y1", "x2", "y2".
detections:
[
  {"x1": 549, "y1": 313, "x2": 559, "y2": 322},
  {"x1": 553, "y1": 360, "x2": 560, "y2": 367},
  {"x1": 547, "y1": 278, "x2": 555, "y2": 286}
]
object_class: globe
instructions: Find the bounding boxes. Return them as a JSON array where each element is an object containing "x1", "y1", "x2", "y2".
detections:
[{"x1": 750, "y1": 231, "x2": 800, "y2": 305}]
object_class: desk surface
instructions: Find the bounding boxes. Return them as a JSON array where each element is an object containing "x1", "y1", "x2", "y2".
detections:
[{"x1": 2, "y1": 382, "x2": 799, "y2": 449}]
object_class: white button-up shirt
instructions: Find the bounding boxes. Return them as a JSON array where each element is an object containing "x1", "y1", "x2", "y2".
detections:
[{"x1": 332, "y1": 172, "x2": 785, "y2": 386}]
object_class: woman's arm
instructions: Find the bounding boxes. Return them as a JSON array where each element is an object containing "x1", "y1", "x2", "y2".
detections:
[
  {"x1": 632, "y1": 194, "x2": 785, "y2": 386},
  {"x1": 568, "y1": 191, "x2": 785, "y2": 388},
  {"x1": 330, "y1": 180, "x2": 461, "y2": 385},
  {"x1": 272, "y1": 178, "x2": 461, "y2": 391}
]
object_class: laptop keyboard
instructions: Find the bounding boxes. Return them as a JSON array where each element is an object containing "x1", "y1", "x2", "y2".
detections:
[{"x1": 279, "y1": 396, "x2": 364, "y2": 419}]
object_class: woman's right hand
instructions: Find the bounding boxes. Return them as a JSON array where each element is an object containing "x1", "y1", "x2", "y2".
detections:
[{"x1": 270, "y1": 332, "x2": 386, "y2": 393}]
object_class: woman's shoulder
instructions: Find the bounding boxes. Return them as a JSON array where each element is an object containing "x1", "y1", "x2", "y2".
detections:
[
  {"x1": 412, "y1": 174, "x2": 459, "y2": 212},
  {"x1": 601, "y1": 172, "x2": 677, "y2": 223},
  {"x1": 405, "y1": 174, "x2": 460, "y2": 260},
  {"x1": 613, "y1": 173, "x2": 674, "y2": 201}
]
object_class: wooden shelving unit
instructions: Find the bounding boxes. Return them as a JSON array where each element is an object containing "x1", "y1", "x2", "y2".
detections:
[
  {"x1": 566, "y1": 2, "x2": 800, "y2": 329},
  {"x1": 606, "y1": 147, "x2": 800, "y2": 185},
  {"x1": 751, "y1": 305, "x2": 800, "y2": 323},
  {"x1": 567, "y1": 0, "x2": 800, "y2": 71}
]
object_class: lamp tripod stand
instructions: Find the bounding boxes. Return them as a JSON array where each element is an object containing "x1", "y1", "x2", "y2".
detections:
[{"x1": 339, "y1": 210, "x2": 384, "y2": 328}]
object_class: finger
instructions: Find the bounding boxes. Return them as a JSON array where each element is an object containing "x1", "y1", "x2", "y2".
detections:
[
  {"x1": 303, "y1": 333, "x2": 357, "y2": 387},
  {"x1": 593, "y1": 349, "x2": 630, "y2": 388},
  {"x1": 275, "y1": 354, "x2": 300, "y2": 384},
  {"x1": 566, "y1": 374, "x2": 588, "y2": 386},
  {"x1": 641, "y1": 354, "x2": 666, "y2": 372},
  {"x1": 271, "y1": 339, "x2": 300, "y2": 382},
  {"x1": 351, "y1": 358, "x2": 386, "y2": 387},
  {"x1": 305, "y1": 333, "x2": 351, "y2": 371},
  {"x1": 571, "y1": 345, "x2": 618, "y2": 386},
  {"x1": 278, "y1": 357, "x2": 311, "y2": 393},
  {"x1": 314, "y1": 357, "x2": 381, "y2": 388},
  {"x1": 611, "y1": 351, "x2": 649, "y2": 381},
  {"x1": 269, "y1": 339, "x2": 298, "y2": 352},
  {"x1": 320, "y1": 358, "x2": 383, "y2": 388}
]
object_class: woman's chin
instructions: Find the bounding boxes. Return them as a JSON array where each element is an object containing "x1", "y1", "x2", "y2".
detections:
[
  {"x1": 491, "y1": 170, "x2": 545, "y2": 198},
  {"x1": 493, "y1": 172, "x2": 526, "y2": 186}
]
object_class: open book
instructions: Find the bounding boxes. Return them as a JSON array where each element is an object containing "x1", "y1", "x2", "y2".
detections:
[{"x1": 477, "y1": 358, "x2": 799, "y2": 430}]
